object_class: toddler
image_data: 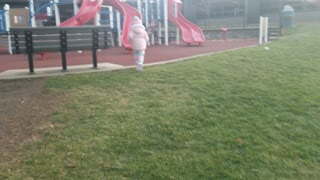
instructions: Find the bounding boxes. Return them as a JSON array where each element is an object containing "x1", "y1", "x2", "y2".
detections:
[{"x1": 128, "y1": 16, "x2": 149, "y2": 72}]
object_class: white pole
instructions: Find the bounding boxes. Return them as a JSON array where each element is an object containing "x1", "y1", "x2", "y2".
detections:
[
  {"x1": 149, "y1": 0, "x2": 155, "y2": 45},
  {"x1": 158, "y1": 21, "x2": 162, "y2": 45},
  {"x1": 259, "y1": 16, "x2": 263, "y2": 45},
  {"x1": 29, "y1": 0, "x2": 36, "y2": 27},
  {"x1": 164, "y1": 0, "x2": 168, "y2": 46},
  {"x1": 95, "y1": 13, "x2": 101, "y2": 25},
  {"x1": 109, "y1": 6, "x2": 114, "y2": 29},
  {"x1": 4, "y1": 4, "x2": 12, "y2": 54},
  {"x1": 50, "y1": 1, "x2": 54, "y2": 14},
  {"x1": 108, "y1": 6, "x2": 114, "y2": 46},
  {"x1": 174, "y1": 2, "x2": 179, "y2": 45},
  {"x1": 46, "y1": 6, "x2": 53, "y2": 16},
  {"x1": 264, "y1": 17, "x2": 269, "y2": 43},
  {"x1": 137, "y1": 0, "x2": 142, "y2": 15},
  {"x1": 151, "y1": 33, "x2": 155, "y2": 45},
  {"x1": 116, "y1": 11, "x2": 122, "y2": 47},
  {"x1": 145, "y1": 0, "x2": 148, "y2": 27},
  {"x1": 156, "y1": 0, "x2": 161, "y2": 45},
  {"x1": 73, "y1": 0, "x2": 79, "y2": 15},
  {"x1": 244, "y1": 0, "x2": 248, "y2": 27},
  {"x1": 145, "y1": 0, "x2": 150, "y2": 46},
  {"x1": 156, "y1": 0, "x2": 160, "y2": 20},
  {"x1": 54, "y1": 0, "x2": 60, "y2": 26}
]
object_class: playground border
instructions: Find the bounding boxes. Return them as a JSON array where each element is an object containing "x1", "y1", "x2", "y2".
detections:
[{"x1": 0, "y1": 44, "x2": 258, "y2": 80}]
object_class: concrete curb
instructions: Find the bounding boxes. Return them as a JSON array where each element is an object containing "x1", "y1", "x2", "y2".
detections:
[{"x1": 0, "y1": 44, "x2": 258, "y2": 80}]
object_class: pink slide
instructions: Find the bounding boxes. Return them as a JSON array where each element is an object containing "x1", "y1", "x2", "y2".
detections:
[
  {"x1": 59, "y1": 0, "x2": 103, "y2": 26},
  {"x1": 105, "y1": 0, "x2": 142, "y2": 50},
  {"x1": 168, "y1": 0, "x2": 205, "y2": 44},
  {"x1": 59, "y1": 0, "x2": 140, "y2": 50}
]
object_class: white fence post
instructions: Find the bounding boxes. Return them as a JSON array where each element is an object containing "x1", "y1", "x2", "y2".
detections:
[
  {"x1": 259, "y1": 16, "x2": 263, "y2": 45},
  {"x1": 259, "y1": 16, "x2": 269, "y2": 45},
  {"x1": 264, "y1": 17, "x2": 269, "y2": 44}
]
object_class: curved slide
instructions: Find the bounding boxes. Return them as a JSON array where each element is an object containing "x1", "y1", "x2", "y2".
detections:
[
  {"x1": 59, "y1": 0, "x2": 103, "y2": 26},
  {"x1": 60, "y1": 0, "x2": 140, "y2": 50},
  {"x1": 168, "y1": 0, "x2": 205, "y2": 44},
  {"x1": 105, "y1": 0, "x2": 142, "y2": 50}
]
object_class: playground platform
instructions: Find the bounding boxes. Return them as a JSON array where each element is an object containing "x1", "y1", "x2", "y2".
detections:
[{"x1": 0, "y1": 39, "x2": 258, "y2": 80}]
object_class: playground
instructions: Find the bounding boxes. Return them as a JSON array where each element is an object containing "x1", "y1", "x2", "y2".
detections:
[
  {"x1": 0, "y1": 0, "x2": 264, "y2": 79},
  {"x1": 2, "y1": 0, "x2": 320, "y2": 179},
  {"x1": 1, "y1": 24, "x2": 320, "y2": 179}
]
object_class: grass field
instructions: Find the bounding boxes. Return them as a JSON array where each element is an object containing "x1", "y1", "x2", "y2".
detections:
[{"x1": 1, "y1": 24, "x2": 320, "y2": 179}]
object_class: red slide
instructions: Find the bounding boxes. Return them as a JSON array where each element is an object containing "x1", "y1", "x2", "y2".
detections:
[
  {"x1": 105, "y1": 0, "x2": 142, "y2": 50},
  {"x1": 168, "y1": 0, "x2": 205, "y2": 44},
  {"x1": 59, "y1": 0, "x2": 140, "y2": 50},
  {"x1": 59, "y1": 0, "x2": 103, "y2": 26}
]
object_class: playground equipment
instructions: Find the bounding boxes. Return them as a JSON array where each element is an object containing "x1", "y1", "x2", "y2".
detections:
[
  {"x1": 0, "y1": 6, "x2": 9, "y2": 35},
  {"x1": 49, "y1": 0, "x2": 205, "y2": 47},
  {"x1": 99, "y1": 5, "x2": 114, "y2": 28},
  {"x1": 0, "y1": 11, "x2": 5, "y2": 34},
  {"x1": 1, "y1": 4, "x2": 12, "y2": 54},
  {"x1": 28, "y1": 0, "x2": 86, "y2": 27},
  {"x1": 167, "y1": 0, "x2": 205, "y2": 44},
  {"x1": 106, "y1": 0, "x2": 141, "y2": 50},
  {"x1": 220, "y1": 27, "x2": 228, "y2": 42},
  {"x1": 2, "y1": 0, "x2": 206, "y2": 54},
  {"x1": 59, "y1": 0, "x2": 103, "y2": 26},
  {"x1": 36, "y1": 0, "x2": 139, "y2": 49}
]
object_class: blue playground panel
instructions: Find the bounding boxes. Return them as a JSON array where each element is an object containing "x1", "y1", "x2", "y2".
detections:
[
  {"x1": 100, "y1": 9, "x2": 111, "y2": 24},
  {"x1": 0, "y1": 10, "x2": 7, "y2": 33}
]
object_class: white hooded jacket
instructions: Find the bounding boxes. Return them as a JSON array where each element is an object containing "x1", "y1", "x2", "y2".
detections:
[{"x1": 128, "y1": 17, "x2": 149, "y2": 51}]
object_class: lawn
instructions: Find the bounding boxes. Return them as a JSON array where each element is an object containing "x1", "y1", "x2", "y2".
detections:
[{"x1": 1, "y1": 24, "x2": 320, "y2": 179}]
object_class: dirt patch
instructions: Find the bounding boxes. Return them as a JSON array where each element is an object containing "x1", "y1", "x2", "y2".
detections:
[{"x1": 0, "y1": 78, "x2": 59, "y2": 164}]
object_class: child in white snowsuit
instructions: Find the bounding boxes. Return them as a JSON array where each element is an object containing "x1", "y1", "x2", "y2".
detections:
[{"x1": 128, "y1": 16, "x2": 149, "y2": 72}]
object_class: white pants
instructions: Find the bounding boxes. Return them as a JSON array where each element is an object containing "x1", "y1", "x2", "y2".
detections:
[{"x1": 134, "y1": 50, "x2": 145, "y2": 71}]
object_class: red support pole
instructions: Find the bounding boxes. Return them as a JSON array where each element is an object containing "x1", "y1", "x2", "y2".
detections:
[{"x1": 220, "y1": 27, "x2": 228, "y2": 42}]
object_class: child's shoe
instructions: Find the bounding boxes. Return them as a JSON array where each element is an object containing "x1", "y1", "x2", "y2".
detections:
[{"x1": 137, "y1": 64, "x2": 143, "y2": 72}]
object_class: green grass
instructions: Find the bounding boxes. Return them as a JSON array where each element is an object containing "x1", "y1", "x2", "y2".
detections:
[{"x1": 2, "y1": 24, "x2": 320, "y2": 179}]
